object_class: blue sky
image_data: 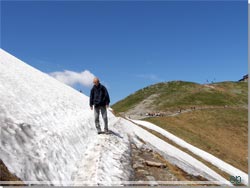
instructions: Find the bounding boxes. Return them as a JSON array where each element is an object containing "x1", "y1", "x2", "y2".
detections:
[{"x1": 1, "y1": 0, "x2": 248, "y2": 104}]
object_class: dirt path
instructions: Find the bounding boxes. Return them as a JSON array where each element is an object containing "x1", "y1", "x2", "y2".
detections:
[{"x1": 127, "y1": 105, "x2": 246, "y2": 120}]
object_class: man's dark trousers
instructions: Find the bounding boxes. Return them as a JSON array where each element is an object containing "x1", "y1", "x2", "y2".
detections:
[{"x1": 94, "y1": 106, "x2": 108, "y2": 132}]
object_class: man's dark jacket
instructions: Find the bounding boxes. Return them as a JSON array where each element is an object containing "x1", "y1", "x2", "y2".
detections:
[{"x1": 90, "y1": 83, "x2": 110, "y2": 107}]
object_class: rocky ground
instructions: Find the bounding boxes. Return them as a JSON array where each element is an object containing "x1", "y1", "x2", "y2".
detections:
[
  {"x1": 125, "y1": 94, "x2": 159, "y2": 120},
  {"x1": 130, "y1": 143, "x2": 177, "y2": 185},
  {"x1": 129, "y1": 141, "x2": 209, "y2": 186}
]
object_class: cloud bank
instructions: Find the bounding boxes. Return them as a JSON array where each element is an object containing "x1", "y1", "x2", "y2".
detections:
[{"x1": 49, "y1": 70, "x2": 95, "y2": 87}]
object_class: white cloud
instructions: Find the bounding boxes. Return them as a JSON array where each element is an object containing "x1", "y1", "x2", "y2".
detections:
[{"x1": 49, "y1": 70, "x2": 95, "y2": 87}]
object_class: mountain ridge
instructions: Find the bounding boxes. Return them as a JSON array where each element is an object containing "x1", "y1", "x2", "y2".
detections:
[{"x1": 112, "y1": 80, "x2": 247, "y2": 118}]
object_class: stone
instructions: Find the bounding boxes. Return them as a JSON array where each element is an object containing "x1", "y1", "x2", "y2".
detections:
[
  {"x1": 144, "y1": 160, "x2": 166, "y2": 168},
  {"x1": 133, "y1": 162, "x2": 144, "y2": 169},
  {"x1": 137, "y1": 169, "x2": 149, "y2": 175}
]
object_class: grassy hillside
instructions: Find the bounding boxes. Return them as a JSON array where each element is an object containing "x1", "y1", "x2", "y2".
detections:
[
  {"x1": 112, "y1": 80, "x2": 248, "y2": 173},
  {"x1": 146, "y1": 108, "x2": 248, "y2": 173},
  {"x1": 112, "y1": 81, "x2": 248, "y2": 113}
]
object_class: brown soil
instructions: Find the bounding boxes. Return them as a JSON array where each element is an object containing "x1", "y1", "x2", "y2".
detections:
[
  {"x1": 129, "y1": 142, "x2": 214, "y2": 186},
  {"x1": 0, "y1": 159, "x2": 24, "y2": 186}
]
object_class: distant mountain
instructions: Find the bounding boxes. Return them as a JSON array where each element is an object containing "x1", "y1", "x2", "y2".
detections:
[{"x1": 112, "y1": 80, "x2": 248, "y2": 117}]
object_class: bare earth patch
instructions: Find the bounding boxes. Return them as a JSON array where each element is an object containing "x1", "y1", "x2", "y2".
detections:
[
  {"x1": 126, "y1": 94, "x2": 160, "y2": 119},
  {"x1": 130, "y1": 142, "x2": 213, "y2": 186}
]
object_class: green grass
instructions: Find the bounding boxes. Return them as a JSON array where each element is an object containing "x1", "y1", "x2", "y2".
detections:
[{"x1": 112, "y1": 81, "x2": 248, "y2": 113}]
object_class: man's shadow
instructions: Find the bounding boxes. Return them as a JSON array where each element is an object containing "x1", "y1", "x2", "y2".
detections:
[
  {"x1": 109, "y1": 130, "x2": 123, "y2": 138},
  {"x1": 99, "y1": 130, "x2": 123, "y2": 139}
]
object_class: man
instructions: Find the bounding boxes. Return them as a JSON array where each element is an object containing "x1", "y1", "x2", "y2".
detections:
[{"x1": 90, "y1": 77, "x2": 110, "y2": 134}]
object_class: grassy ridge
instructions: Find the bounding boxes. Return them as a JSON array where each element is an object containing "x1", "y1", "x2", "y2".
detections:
[{"x1": 112, "y1": 81, "x2": 248, "y2": 112}]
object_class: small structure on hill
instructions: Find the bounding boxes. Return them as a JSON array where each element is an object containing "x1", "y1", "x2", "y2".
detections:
[{"x1": 238, "y1": 74, "x2": 248, "y2": 82}]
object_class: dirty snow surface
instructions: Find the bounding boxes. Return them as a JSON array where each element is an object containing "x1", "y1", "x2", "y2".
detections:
[
  {"x1": 0, "y1": 49, "x2": 131, "y2": 186},
  {"x1": 0, "y1": 49, "x2": 235, "y2": 186}
]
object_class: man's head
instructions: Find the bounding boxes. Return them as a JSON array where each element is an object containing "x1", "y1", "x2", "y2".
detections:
[{"x1": 93, "y1": 77, "x2": 100, "y2": 86}]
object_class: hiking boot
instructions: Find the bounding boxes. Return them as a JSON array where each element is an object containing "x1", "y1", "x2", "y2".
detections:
[{"x1": 104, "y1": 129, "x2": 109, "y2": 134}]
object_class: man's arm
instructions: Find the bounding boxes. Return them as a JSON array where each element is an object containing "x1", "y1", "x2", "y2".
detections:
[
  {"x1": 103, "y1": 86, "x2": 110, "y2": 107},
  {"x1": 90, "y1": 88, "x2": 94, "y2": 110}
]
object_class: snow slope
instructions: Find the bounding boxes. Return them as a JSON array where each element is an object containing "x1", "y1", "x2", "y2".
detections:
[
  {"x1": 0, "y1": 49, "x2": 131, "y2": 185},
  {"x1": 0, "y1": 49, "x2": 233, "y2": 186},
  {"x1": 130, "y1": 119, "x2": 248, "y2": 185},
  {"x1": 73, "y1": 129, "x2": 132, "y2": 186}
]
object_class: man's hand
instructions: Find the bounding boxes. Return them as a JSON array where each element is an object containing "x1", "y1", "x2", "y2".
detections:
[{"x1": 90, "y1": 106, "x2": 93, "y2": 110}]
